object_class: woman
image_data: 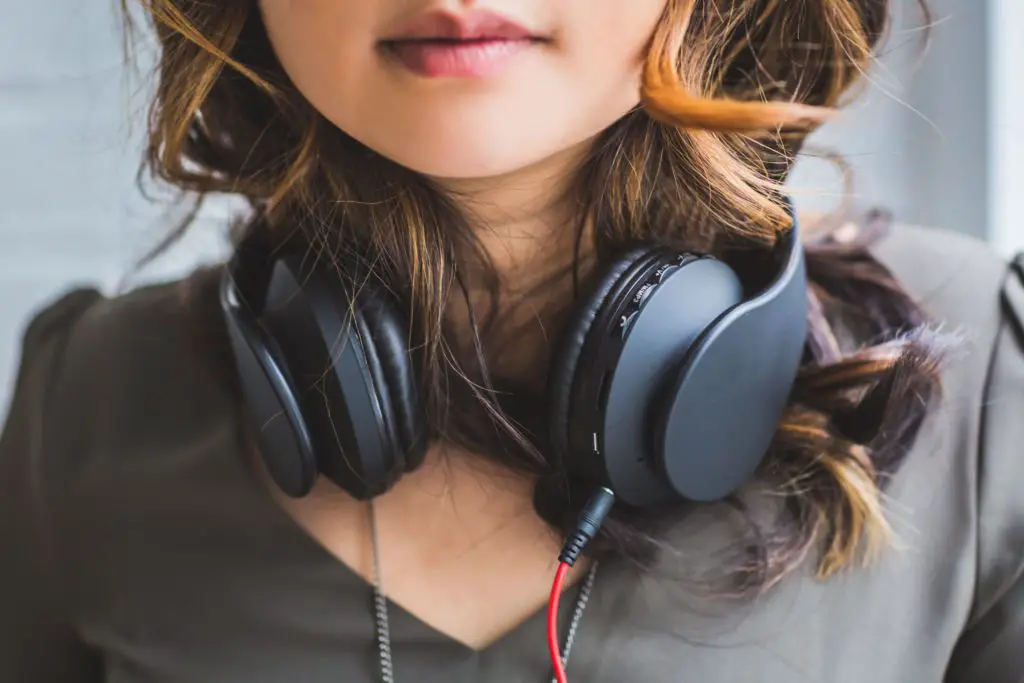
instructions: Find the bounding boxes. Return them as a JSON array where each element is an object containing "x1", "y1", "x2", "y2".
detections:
[{"x1": 1, "y1": 0, "x2": 1022, "y2": 681}]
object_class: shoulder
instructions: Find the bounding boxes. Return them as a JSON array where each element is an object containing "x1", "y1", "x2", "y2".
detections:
[
  {"x1": 873, "y1": 223, "x2": 1024, "y2": 635},
  {"x1": 871, "y1": 222, "x2": 1008, "y2": 337},
  {"x1": 0, "y1": 287, "x2": 105, "y2": 502},
  {"x1": 2, "y1": 270, "x2": 238, "y2": 495},
  {"x1": 868, "y1": 223, "x2": 1010, "y2": 452},
  {"x1": 55, "y1": 271, "x2": 233, "y2": 423},
  {"x1": 0, "y1": 272, "x2": 272, "y2": 646},
  {"x1": 2, "y1": 288, "x2": 105, "y2": 421},
  {"x1": 0, "y1": 287, "x2": 112, "y2": 683}
]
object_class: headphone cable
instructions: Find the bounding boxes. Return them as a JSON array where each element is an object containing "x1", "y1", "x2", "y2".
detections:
[{"x1": 547, "y1": 487, "x2": 616, "y2": 683}]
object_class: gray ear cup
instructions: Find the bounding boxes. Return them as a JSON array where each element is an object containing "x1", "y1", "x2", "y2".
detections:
[
  {"x1": 656, "y1": 233, "x2": 808, "y2": 501},
  {"x1": 548, "y1": 212, "x2": 807, "y2": 507},
  {"x1": 563, "y1": 253, "x2": 745, "y2": 506}
]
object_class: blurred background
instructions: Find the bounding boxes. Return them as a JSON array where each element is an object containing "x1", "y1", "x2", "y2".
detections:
[{"x1": 1, "y1": 0, "x2": 1021, "y2": 409}]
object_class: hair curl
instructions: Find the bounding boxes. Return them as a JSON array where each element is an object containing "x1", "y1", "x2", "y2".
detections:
[{"x1": 125, "y1": 0, "x2": 942, "y2": 592}]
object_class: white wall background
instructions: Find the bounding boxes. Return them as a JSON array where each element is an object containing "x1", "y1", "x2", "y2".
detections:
[
  {"x1": 789, "y1": 0, "x2": 993, "y2": 243},
  {"x1": 989, "y1": 0, "x2": 1024, "y2": 256},
  {"x1": 0, "y1": 0, "x2": 1021, "y2": 411},
  {"x1": 0, "y1": 1, "x2": 232, "y2": 410}
]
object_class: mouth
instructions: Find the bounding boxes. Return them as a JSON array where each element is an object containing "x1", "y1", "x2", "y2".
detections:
[{"x1": 379, "y1": 10, "x2": 549, "y2": 78}]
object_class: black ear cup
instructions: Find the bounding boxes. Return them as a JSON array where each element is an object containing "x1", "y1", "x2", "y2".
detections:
[
  {"x1": 546, "y1": 247, "x2": 657, "y2": 465},
  {"x1": 241, "y1": 256, "x2": 423, "y2": 500},
  {"x1": 221, "y1": 277, "x2": 319, "y2": 497},
  {"x1": 354, "y1": 288, "x2": 427, "y2": 473}
]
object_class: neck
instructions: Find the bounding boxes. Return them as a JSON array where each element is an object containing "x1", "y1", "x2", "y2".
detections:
[
  {"x1": 435, "y1": 143, "x2": 594, "y2": 382},
  {"x1": 436, "y1": 142, "x2": 591, "y2": 287}
]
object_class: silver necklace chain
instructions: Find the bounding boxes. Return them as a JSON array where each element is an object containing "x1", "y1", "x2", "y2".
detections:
[{"x1": 368, "y1": 501, "x2": 598, "y2": 683}]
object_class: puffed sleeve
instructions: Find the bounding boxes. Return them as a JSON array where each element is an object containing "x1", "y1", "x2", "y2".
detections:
[
  {"x1": 945, "y1": 255, "x2": 1024, "y2": 682},
  {"x1": 0, "y1": 289, "x2": 105, "y2": 682}
]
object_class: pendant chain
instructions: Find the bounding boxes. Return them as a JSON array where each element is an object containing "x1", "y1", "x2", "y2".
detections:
[{"x1": 368, "y1": 500, "x2": 597, "y2": 683}]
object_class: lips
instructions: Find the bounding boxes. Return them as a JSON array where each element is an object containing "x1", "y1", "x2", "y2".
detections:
[
  {"x1": 380, "y1": 10, "x2": 545, "y2": 78},
  {"x1": 383, "y1": 9, "x2": 538, "y2": 42}
]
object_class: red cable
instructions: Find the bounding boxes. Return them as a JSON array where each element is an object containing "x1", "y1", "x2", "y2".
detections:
[
  {"x1": 547, "y1": 561, "x2": 572, "y2": 683},
  {"x1": 548, "y1": 488, "x2": 615, "y2": 683}
]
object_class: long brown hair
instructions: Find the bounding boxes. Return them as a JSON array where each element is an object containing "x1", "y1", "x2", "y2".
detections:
[{"x1": 125, "y1": 0, "x2": 942, "y2": 592}]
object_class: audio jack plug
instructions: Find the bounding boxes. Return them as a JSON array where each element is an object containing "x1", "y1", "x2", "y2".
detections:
[{"x1": 547, "y1": 487, "x2": 616, "y2": 683}]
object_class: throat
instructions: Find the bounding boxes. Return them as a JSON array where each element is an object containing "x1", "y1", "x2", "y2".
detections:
[{"x1": 435, "y1": 139, "x2": 598, "y2": 385}]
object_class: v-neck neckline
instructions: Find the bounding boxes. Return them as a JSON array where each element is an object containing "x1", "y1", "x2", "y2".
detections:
[{"x1": 234, "y1": 445, "x2": 600, "y2": 657}]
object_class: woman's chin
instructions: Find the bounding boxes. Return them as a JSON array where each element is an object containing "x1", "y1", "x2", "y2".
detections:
[
  {"x1": 379, "y1": 146, "x2": 554, "y2": 184},
  {"x1": 334, "y1": 111, "x2": 579, "y2": 184},
  {"x1": 361, "y1": 129, "x2": 596, "y2": 188}
]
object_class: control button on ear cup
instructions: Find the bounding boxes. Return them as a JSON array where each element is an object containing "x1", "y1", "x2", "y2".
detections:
[
  {"x1": 632, "y1": 282, "x2": 655, "y2": 305},
  {"x1": 617, "y1": 311, "x2": 639, "y2": 338},
  {"x1": 611, "y1": 256, "x2": 701, "y2": 341},
  {"x1": 653, "y1": 262, "x2": 679, "y2": 284},
  {"x1": 546, "y1": 248, "x2": 658, "y2": 465},
  {"x1": 653, "y1": 254, "x2": 699, "y2": 284}
]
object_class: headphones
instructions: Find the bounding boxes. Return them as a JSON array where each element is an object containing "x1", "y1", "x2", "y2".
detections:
[{"x1": 220, "y1": 206, "x2": 808, "y2": 508}]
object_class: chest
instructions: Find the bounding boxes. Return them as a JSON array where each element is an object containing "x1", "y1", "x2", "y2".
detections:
[
  {"x1": 76, "y1": 533, "x2": 965, "y2": 683},
  {"x1": 65, "y1": 439, "x2": 975, "y2": 683}
]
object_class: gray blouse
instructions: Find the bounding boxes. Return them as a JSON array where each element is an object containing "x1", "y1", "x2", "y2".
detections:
[{"x1": 1, "y1": 223, "x2": 1022, "y2": 682}]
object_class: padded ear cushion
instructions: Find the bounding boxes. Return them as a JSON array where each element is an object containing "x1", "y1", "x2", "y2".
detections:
[
  {"x1": 354, "y1": 285, "x2": 426, "y2": 472},
  {"x1": 547, "y1": 247, "x2": 659, "y2": 462}
]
